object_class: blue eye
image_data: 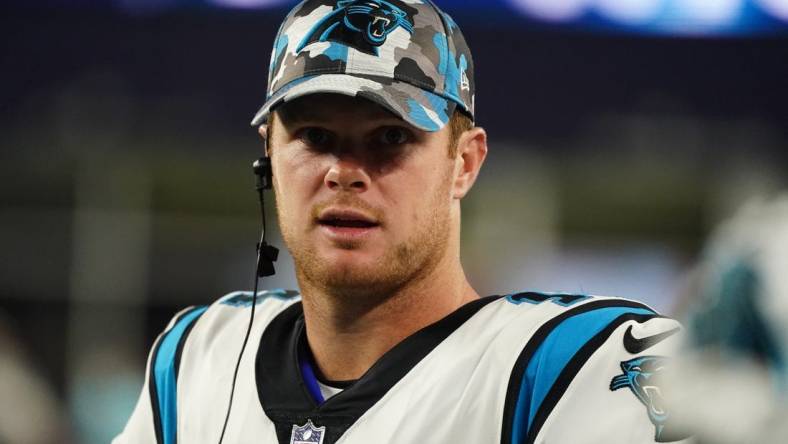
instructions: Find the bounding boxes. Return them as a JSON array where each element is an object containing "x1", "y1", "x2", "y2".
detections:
[{"x1": 379, "y1": 127, "x2": 410, "y2": 145}]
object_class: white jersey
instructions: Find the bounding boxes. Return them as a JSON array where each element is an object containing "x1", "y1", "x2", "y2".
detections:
[{"x1": 114, "y1": 290, "x2": 688, "y2": 444}]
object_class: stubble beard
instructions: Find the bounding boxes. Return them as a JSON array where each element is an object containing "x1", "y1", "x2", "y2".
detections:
[{"x1": 278, "y1": 173, "x2": 453, "y2": 304}]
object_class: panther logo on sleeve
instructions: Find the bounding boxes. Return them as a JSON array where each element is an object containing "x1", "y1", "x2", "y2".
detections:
[
  {"x1": 610, "y1": 356, "x2": 687, "y2": 442},
  {"x1": 297, "y1": 0, "x2": 415, "y2": 56}
]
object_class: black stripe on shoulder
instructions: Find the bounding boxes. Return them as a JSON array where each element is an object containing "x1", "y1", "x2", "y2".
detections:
[
  {"x1": 147, "y1": 306, "x2": 204, "y2": 444},
  {"x1": 148, "y1": 334, "x2": 166, "y2": 444},
  {"x1": 174, "y1": 308, "x2": 207, "y2": 382},
  {"x1": 525, "y1": 312, "x2": 658, "y2": 444},
  {"x1": 500, "y1": 299, "x2": 654, "y2": 444}
]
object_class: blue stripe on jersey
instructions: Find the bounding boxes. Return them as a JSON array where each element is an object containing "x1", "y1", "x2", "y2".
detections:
[
  {"x1": 153, "y1": 306, "x2": 208, "y2": 444},
  {"x1": 511, "y1": 306, "x2": 655, "y2": 443}
]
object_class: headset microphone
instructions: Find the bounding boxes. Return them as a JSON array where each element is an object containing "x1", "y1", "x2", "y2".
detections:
[
  {"x1": 217, "y1": 150, "x2": 278, "y2": 444},
  {"x1": 253, "y1": 156, "x2": 279, "y2": 277}
]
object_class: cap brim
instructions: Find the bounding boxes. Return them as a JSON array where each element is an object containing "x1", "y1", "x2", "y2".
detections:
[{"x1": 250, "y1": 74, "x2": 456, "y2": 132}]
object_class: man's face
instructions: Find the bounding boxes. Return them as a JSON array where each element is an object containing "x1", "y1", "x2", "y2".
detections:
[{"x1": 267, "y1": 94, "x2": 458, "y2": 298}]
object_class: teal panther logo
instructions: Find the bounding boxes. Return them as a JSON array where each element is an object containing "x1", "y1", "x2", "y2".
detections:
[
  {"x1": 610, "y1": 356, "x2": 687, "y2": 442},
  {"x1": 298, "y1": 0, "x2": 415, "y2": 56}
]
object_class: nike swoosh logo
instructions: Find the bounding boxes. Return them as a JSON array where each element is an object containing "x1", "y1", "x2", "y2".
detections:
[{"x1": 623, "y1": 325, "x2": 680, "y2": 354}]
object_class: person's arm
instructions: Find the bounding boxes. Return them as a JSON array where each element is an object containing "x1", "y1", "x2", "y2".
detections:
[
  {"x1": 113, "y1": 306, "x2": 207, "y2": 444},
  {"x1": 112, "y1": 366, "x2": 157, "y2": 444},
  {"x1": 508, "y1": 303, "x2": 692, "y2": 444}
]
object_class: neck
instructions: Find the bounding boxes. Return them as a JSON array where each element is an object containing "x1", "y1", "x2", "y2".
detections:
[{"x1": 297, "y1": 249, "x2": 478, "y2": 382}]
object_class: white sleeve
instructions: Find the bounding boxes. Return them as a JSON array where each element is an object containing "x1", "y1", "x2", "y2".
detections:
[
  {"x1": 111, "y1": 336, "x2": 160, "y2": 444},
  {"x1": 535, "y1": 315, "x2": 692, "y2": 444},
  {"x1": 112, "y1": 305, "x2": 207, "y2": 444},
  {"x1": 498, "y1": 297, "x2": 695, "y2": 444}
]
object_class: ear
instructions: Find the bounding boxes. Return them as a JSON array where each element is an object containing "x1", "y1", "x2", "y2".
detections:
[
  {"x1": 257, "y1": 124, "x2": 270, "y2": 157},
  {"x1": 452, "y1": 127, "x2": 488, "y2": 199}
]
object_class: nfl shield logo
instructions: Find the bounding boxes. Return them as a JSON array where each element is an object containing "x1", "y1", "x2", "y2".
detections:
[{"x1": 290, "y1": 419, "x2": 325, "y2": 444}]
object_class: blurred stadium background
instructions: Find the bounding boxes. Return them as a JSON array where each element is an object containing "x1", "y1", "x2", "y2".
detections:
[{"x1": 1, "y1": 0, "x2": 787, "y2": 442}]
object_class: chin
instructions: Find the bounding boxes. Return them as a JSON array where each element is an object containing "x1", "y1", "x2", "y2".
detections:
[
  {"x1": 321, "y1": 251, "x2": 391, "y2": 283},
  {"x1": 287, "y1": 216, "x2": 449, "y2": 298},
  {"x1": 295, "y1": 246, "x2": 411, "y2": 298}
]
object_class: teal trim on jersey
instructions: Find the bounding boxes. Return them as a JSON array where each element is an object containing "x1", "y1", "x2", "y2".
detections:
[
  {"x1": 153, "y1": 306, "x2": 208, "y2": 444},
  {"x1": 220, "y1": 289, "x2": 300, "y2": 308},
  {"x1": 512, "y1": 306, "x2": 655, "y2": 443}
]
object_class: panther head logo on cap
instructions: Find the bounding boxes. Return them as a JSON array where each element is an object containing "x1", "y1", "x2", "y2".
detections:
[{"x1": 297, "y1": 0, "x2": 415, "y2": 56}]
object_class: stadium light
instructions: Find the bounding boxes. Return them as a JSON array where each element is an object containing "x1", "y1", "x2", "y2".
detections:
[
  {"x1": 676, "y1": 0, "x2": 744, "y2": 26},
  {"x1": 507, "y1": 0, "x2": 591, "y2": 22},
  {"x1": 207, "y1": 0, "x2": 291, "y2": 9},
  {"x1": 756, "y1": 0, "x2": 788, "y2": 22},
  {"x1": 593, "y1": 0, "x2": 663, "y2": 25}
]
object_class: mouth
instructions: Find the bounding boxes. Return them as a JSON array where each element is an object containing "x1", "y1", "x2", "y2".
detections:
[
  {"x1": 371, "y1": 16, "x2": 390, "y2": 37},
  {"x1": 643, "y1": 385, "x2": 666, "y2": 416},
  {"x1": 317, "y1": 209, "x2": 379, "y2": 228},
  {"x1": 316, "y1": 208, "x2": 381, "y2": 241}
]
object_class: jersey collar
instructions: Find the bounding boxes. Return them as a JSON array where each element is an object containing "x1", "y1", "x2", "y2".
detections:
[{"x1": 255, "y1": 296, "x2": 501, "y2": 444}]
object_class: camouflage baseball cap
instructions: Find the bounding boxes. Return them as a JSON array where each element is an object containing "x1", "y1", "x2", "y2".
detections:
[{"x1": 250, "y1": 0, "x2": 475, "y2": 132}]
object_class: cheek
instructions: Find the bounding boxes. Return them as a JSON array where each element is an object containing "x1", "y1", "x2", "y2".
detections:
[
  {"x1": 273, "y1": 153, "x2": 325, "y2": 218},
  {"x1": 383, "y1": 166, "x2": 448, "y2": 223}
]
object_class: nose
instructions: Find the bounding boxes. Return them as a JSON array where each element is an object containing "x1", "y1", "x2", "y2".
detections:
[{"x1": 324, "y1": 159, "x2": 370, "y2": 192}]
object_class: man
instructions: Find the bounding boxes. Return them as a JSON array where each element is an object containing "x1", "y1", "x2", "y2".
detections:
[{"x1": 115, "y1": 1, "x2": 687, "y2": 443}]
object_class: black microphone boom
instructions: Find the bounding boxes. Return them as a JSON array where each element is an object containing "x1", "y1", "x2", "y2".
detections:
[
  {"x1": 257, "y1": 242, "x2": 279, "y2": 277},
  {"x1": 253, "y1": 157, "x2": 273, "y2": 191}
]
